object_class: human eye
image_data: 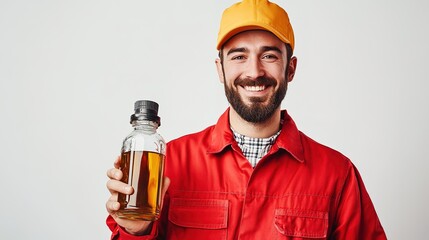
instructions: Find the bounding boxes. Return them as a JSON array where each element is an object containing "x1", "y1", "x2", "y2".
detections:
[
  {"x1": 262, "y1": 53, "x2": 279, "y2": 61},
  {"x1": 230, "y1": 55, "x2": 246, "y2": 60}
]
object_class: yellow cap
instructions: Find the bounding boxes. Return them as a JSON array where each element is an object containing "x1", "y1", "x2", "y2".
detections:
[{"x1": 216, "y1": 0, "x2": 294, "y2": 50}]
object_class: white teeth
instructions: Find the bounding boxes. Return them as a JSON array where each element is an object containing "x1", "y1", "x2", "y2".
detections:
[{"x1": 244, "y1": 85, "x2": 266, "y2": 92}]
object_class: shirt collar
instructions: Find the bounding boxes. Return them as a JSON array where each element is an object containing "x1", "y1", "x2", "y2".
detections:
[{"x1": 207, "y1": 108, "x2": 305, "y2": 163}]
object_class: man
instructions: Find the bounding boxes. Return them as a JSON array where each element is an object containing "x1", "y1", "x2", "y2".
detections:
[{"x1": 106, "y1": 0, "x2": 387, "y2": 239}]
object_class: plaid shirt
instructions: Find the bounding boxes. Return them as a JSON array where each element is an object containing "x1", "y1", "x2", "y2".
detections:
[{"x1": 232, "y1": 129, "x2": 281, "y2": 167}]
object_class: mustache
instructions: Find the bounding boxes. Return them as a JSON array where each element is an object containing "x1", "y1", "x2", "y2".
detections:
[{"x1": 234, "y1": 76, "x2": 277, "y2": 87}]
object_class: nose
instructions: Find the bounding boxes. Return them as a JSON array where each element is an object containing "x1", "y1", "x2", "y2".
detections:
[{"x1": 245, "y1": 57, "x2": 265, "y2": 79}]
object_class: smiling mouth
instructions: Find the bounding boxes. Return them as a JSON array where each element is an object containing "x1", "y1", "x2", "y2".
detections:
[
  {"x1": 243, "y1": 85, "x2": 266, "y2": 92},
  {"x1": 236, "y1": 76, "x2": 276, "y2": 93}
]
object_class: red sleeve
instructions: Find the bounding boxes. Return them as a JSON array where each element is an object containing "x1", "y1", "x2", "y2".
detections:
[
  {"x1": 106, "y1": 215, "x2": 158, "y2": 240},
  {"x1": 332, "y1": 163, "x2": 387, "y2": 239}
]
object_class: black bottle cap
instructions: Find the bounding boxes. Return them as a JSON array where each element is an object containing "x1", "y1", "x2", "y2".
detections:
[{"x1": 130, "y1": 100, "x2": 161, "y2": 126}]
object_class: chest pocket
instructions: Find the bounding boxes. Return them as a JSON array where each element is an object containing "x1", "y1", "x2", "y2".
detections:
[
  {"x1": 274, "y1": 208, "x2": 328, "y2": 239},
  {"x1": 167, "y1": 198, "x2": 229, "y2": 240}
]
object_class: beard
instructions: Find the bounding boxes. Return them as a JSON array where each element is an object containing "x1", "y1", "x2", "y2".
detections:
[{"x1": 224, "y1": 74, "x2": 288, "y2": 123}]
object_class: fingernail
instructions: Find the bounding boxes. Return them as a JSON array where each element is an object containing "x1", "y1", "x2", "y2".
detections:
[{"x1": 125, "y1": 186, "x2": 131, "y2": 193}]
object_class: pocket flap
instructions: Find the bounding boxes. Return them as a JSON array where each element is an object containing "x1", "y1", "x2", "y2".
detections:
[
  {"x1": 169, "y1": 198, "x2": 229, "y2": 229},
  {"x1": 275, "y1": 208, "x2": 328, "y2": 238}
]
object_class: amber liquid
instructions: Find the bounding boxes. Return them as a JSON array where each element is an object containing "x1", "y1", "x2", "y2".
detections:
[{"x1": 117, "y1": 150, "x2": 165, "y2": 220}]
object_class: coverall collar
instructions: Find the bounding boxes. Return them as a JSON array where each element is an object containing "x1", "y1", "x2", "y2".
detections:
[{"x1": 208, "y1": 108, "x2": 305, "y2": 163}]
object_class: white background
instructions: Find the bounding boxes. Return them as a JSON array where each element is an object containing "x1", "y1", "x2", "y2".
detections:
[{"x1": 0, "y1": 0, "x2": 428, "y2": 239}]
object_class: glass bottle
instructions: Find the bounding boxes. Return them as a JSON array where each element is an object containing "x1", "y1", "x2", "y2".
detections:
[{"x1": 116, "y1": 100, "x2": 166, "y2": 221}]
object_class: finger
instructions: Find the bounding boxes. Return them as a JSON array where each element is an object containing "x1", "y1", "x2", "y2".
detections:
[
  {"x1": 106, "y1": 179, "x2": 134, "y2": 195},
  {"x1": 114, "y1": 156, "x2": 121, "y2": 169},
  {"x1": 161, "y1": 177, "x2": 170, "y2": 199},
  {"x1": 159, "y1": 177, "x2": 170, "y2": 209},
  {"x1": 107, "y1": 168, "x2": 123, "y2": 180},
  {"x1": 106, "y1": 199, "x2": 120, "y2": 214}
]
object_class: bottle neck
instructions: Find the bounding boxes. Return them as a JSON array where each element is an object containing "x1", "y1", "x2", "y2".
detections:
[{"x1": 131, "y1": 120, "x2": 159, "y2": 131}]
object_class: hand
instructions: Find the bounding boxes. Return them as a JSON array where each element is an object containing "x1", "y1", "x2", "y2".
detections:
[{"x1": 106, "y1": 156, "x2": 170, "y2": 235}]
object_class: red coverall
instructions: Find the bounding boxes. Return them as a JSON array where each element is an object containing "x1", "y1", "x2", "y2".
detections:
[{"x1": 107, "y1": 108, "x2": 387, "y2": 239}]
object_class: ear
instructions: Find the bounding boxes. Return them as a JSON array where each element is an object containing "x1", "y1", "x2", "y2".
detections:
[
  {"x1": 215, "y1": 58, "x2": 225, "y2": 84},
  {"x1": 286, "y1": 56, "x2": 298, "y2": 83}
]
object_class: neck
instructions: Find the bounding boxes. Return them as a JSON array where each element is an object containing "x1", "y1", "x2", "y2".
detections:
[{"x1": 229, "y1": 107, "x2": 282, "y2": 138}]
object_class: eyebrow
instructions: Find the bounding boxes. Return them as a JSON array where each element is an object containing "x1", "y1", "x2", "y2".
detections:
[
  {"x1": 261, "y1": 46, "x2": 282, "y2": 54},
  {"x1": 226, "y1": 46, "x2": 283, "y2": 56},
  {"x1": 226, "y1": 47, "x2": 247, "y2": 56}
]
